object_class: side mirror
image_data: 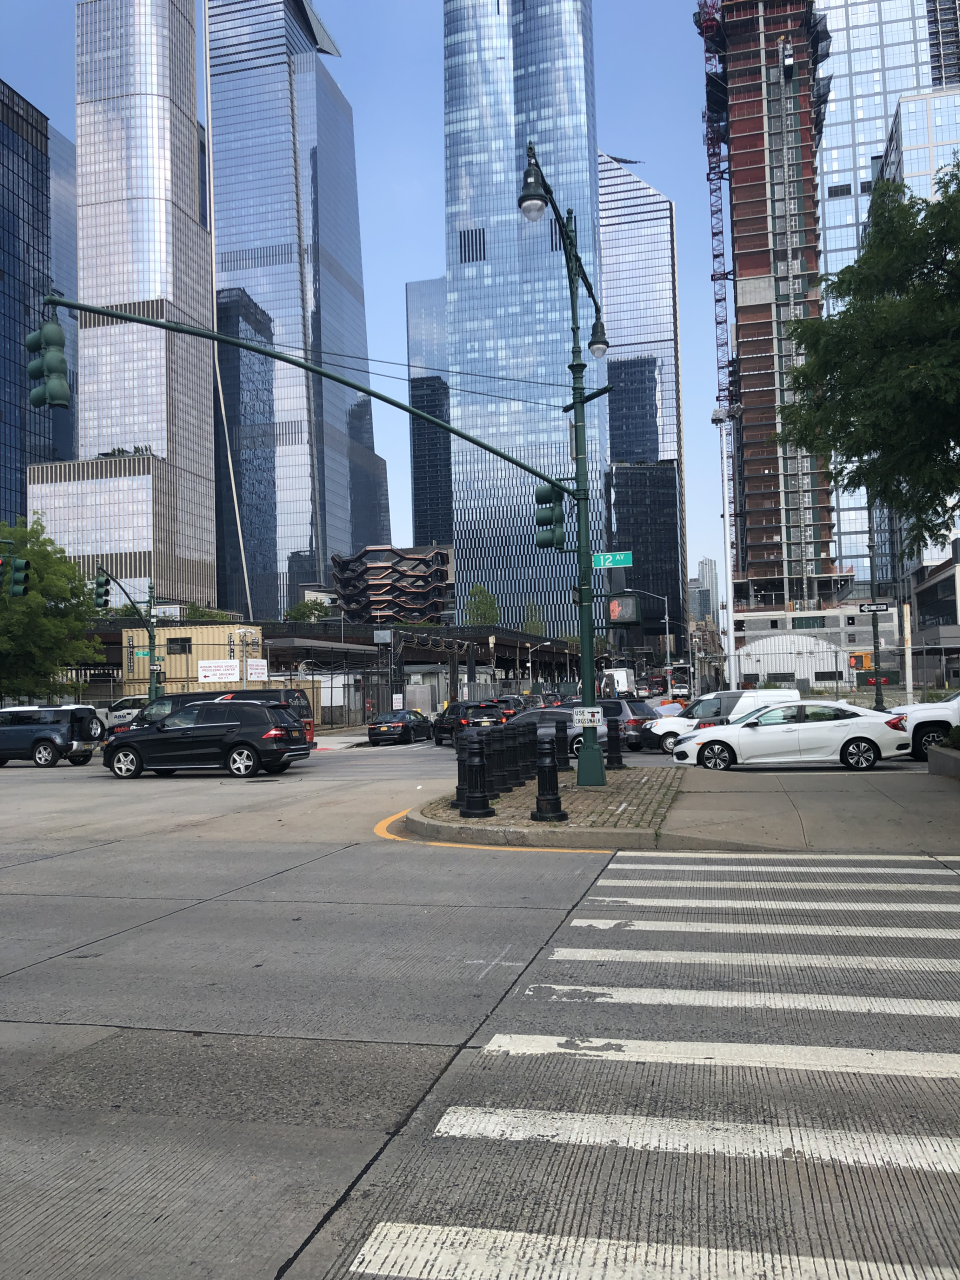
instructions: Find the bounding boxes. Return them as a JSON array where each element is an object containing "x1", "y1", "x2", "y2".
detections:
[
  {"x1": 155, "y1": 721, "x2": 166, "y2": 731},
  {"x1": 745, "y1": 719, "x2": 760, "y2": 728}
]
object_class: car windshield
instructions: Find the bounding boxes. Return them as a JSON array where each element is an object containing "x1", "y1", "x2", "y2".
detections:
[
  {"x1": 728, "y1": 704, "x2": 773, "y2": 724},
  {"x1": 373, "y1": 714, "x2": 405, "y2": 723}
]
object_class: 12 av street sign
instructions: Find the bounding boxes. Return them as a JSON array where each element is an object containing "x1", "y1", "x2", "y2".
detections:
[
  {"x1": 593, "y1": 551, "x2": 632, "y2": 568},
  {"x1": 860, "y1": 602, "x2": 890, "y2": 613}
]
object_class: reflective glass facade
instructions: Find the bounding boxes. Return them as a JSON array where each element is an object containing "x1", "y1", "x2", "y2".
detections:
[
  {"x1": 444, "y1": 0, "x2": 605, "y2": 632},
  {"x1": 599, "y1": 153, "x2": 686, "y2": 652},
  {"x1": 1, "y1": 79, "x2": 52, "y2": 526},
  {"x1": 407, "y1": 277, "x2": 452, "y2": 547},
  {"x1": 209, "y1": 0, "x2": 388, "y2": 612},
  {"x1": 48, "y1": 126, "x2": 78, "y2": 462},
  {"x1": 816, "y1": 0, "x2": 933, "y2": 593},
  {"x1": 29, "y1": 0, "x2": 216, "y2": 606}
]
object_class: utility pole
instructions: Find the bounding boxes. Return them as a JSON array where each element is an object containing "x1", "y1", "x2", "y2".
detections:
[{"x1": 867, "y1": 500, "x2": 885, "y2": 711}]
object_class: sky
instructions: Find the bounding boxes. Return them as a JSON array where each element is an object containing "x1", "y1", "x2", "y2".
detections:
[{"x1": 0, "y1": 0, "x2": 722, "y2": 577}]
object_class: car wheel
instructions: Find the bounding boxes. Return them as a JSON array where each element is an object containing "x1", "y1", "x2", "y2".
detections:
[
  {"x1": 227, "y1": 745, "x2": 260, "y2": 778},
  {"x1": 700, "y1": 741, "x2": 735, "y2": 771},
  {"x1": 0, "y1": 758, "x2": 8, "y2": 766},
  {"x1": 153, "y1": 769, "x2": 177, "y2": 777},
  {"x1": 434, "y1": 732, "x2": 444, "y2": 746},
  {"x1": 33, "y1": 741, "x2": 60, "y2": 768},
  {"x1": 627, "y1": 742, "x2": 642, "y2": 752},
  {"x1": 912, "y1": 725, "x2": 948, "y2": 761},
  {"x1": 841, "y1": 738, "x2": 879, "y2": 770},
  {"x1": 263, "y1": 760, "x2": 292, "y2": 774},
  {"x1": 78, "y1": 715, "x2": 104, "y2": 743},
  {"x1": 109, "y1": 748, "x2": 143, "y2": 779},
  {"x1": 659, "y1": 732, "x2": 678, "y2": 754},
  {"x1": 401, "y1": 729, "x2": 412, "y2": 744},
  {"x1": 69, "y1": 755, "x2": 93, "y2": 766}
]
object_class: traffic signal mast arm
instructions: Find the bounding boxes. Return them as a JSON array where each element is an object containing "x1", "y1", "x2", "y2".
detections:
[{"x1": 42, "y1": 298, "x2": 575, "y2": 502}]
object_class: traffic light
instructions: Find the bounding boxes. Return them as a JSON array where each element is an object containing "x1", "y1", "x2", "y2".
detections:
[
  {"x1": 535, "y1": 483, "x2": 566, "y2": 549},
  {"x1": 95, "y1": 571, "x2": 111, "y2": 609},
  {"x1": 25, "y1": 318, "x2": 71, "y2": 409},
  {"x1": 8, "y1": 558, "x2": 29, "y2": 597}
]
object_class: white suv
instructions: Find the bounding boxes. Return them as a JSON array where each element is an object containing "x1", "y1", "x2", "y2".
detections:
[{"x1": 886, "y1": 690, "x2": 960, "y2": 761}]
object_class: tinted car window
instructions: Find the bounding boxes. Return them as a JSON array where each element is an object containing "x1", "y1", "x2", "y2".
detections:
[
  {"x1": 238, "y1": 704, "x2": 271, "y2": 725},
  {"x1": 0, "y1": 711, "x2": 13, "y2": 727},
  {"x1": 142, "y1": 699, "x2": 174, "y2": 723},
  {"x1": 199, "y1": 704, "x2": 234, "y2": 724},
  {"x1": 14, "y1": 711, "x2": 43, "y2": 725},
  {"x1": 164, "y1": 707, "x2": 201, "y2": 729},
  {"x1": 512, "y1": 710, "x2": 541, "y2": 724}
]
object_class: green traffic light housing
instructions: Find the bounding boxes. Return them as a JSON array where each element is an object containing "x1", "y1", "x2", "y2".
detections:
[
  {"x1": 9, "y1": 557, "x2": 30, "y2": 597},
  {"x1": 534, "y1": 482, "x2": 566, "y2": 549},
  {"x1": 25, "y1": 316, "x2": 71, "y2": 409},
  {"x1": 95, "y1": 570, "x2": 111, "y2": 610}
]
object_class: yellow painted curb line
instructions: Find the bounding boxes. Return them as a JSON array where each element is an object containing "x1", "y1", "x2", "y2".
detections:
[{"x1": 374, "y1": 808, "x2": 614, "y2": 855}]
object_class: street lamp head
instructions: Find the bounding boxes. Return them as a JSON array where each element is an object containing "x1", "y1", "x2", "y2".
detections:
[
  {"x1": 518, "y1": 148, "x2": 549, "y2": 222},
  {"x1": 588, "y1": 317, "x2": 609, "y2": 359}
]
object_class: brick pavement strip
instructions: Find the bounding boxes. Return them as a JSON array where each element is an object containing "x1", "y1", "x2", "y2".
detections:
[{"x1": 421, "y1": 768, "x2": 683, "y2": 832}]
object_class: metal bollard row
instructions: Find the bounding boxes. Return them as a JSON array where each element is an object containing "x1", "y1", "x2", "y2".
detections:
[
  {"x1": 531, "y1": 735, "x2": 568, "y2": 822},
  {"x1": 605, "y1": 715, "x2": 626, "y2": 771}
]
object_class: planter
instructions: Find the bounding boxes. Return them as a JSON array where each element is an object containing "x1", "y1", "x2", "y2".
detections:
[{"x1": 927, "y1": 744, "x2": 960, "y2": 780}]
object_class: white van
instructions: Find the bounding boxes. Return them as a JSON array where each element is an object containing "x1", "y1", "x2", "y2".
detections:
[{"x1": 639, "y1": 688, "x2": 802, "y2": 754}]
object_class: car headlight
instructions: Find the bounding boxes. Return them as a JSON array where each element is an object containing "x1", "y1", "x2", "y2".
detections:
[{"x1": 675, "y1": 733, "x2": 697, "y2": 746}]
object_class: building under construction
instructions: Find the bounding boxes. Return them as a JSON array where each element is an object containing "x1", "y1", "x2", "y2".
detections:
[{"x1": 695, "y1": 1, "x2": 851, "y2": 613}]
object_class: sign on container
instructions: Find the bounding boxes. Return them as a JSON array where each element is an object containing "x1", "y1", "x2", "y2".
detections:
[
  {"x1": 197, "y1": 659, "x2": 240, "y2": 684},
  {"x1": 392, "y1": 693, "x2": 404, "y2": 711},
  {"x1": 245, "y1": 658, "x2": 268, "y2": 682}
]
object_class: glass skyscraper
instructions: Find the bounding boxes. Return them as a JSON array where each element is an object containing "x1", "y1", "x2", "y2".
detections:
[
  {"x1": 444, "y1": 0, "x2": 605, "y2": 632},
  {"x1": 406, "y1": 276, "x2": 452, "y2": 548},
  {"x1": 599, "y1": 153, "x2": 687, "y2": 656},
  {"x1": 1, "y1": 78, "x2": 53, "y2": 526},
  {"x1": 29, "y1": 0, "x2": 216, "y2": 606},
  {"x1": 208, "y1": 0, "x2": 389, "y2": 612},
  {"x1": 816, "y1": 0, "x2": 934, "y2": 593}
]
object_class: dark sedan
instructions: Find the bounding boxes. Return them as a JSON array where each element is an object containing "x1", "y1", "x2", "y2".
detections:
[
  {"x1": 368, "y1": 710, "x2": 434, "y2": 745},
  {"x1": 102, "y1": 701, "x2": 310, "y2": 778}
]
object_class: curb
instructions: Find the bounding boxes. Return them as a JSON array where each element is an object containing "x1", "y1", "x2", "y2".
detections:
[{"x1": 404, "y1": 807, "x2": 656, "y2": 850}]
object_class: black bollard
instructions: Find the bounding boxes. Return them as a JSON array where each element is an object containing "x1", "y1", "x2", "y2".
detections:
[
  {"x1": 524, "y1": 722, "x2": 539, "y2": 780},
  {"x1": 554, "y1": 715, "x2": 573, "y2": 772},
  {"x1": 480, "y1": 727, "x2": 500, "y2": 800},
  {"x1": 451, "y1": 731, "x2": 470, "y2": 808},
  {"x1": 531, "y1": 736, "x2": 568, "y2": 822},
  {"x1": 606, "y1": 715, "x2": 626, "y2": 771},
  {"x1": 515, "y1": 722, "x2": 532, "y2": 781},
  {"x1": 460, "y1": 733, "x2": 495, "y2": 818},
  {"x1": 488, "y1": 723, "x2": 512, "y2": 794},
  {"x1": 503, "y1": 721, "x2": 523, "y2": 788}
]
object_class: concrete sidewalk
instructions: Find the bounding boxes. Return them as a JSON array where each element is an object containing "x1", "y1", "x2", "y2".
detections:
[{"x1": 661, "y1": 766, "x2": 960, "y2": 853}]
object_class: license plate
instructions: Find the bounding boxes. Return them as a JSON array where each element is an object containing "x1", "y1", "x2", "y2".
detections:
[
  {"x1": 480, "y1": 720, "x2": 491, "y2": 726},
  {"x1": 83, "y1": 743, "x2": 97, "y2": 750},
  {"x1": 290, "y1": 731, "x2": 300, "y2": 737}
]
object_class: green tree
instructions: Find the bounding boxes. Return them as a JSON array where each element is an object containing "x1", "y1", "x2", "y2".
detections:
[
  {"x1": 522, "y1": 599, "x2": 545, "y2": 636},
  {"x1": 0, "y1": 517, "x2": 103, "y2": 701},
  {"x1": 781, "y1": 165, "x2": 960, "y2": 551},
  {"x1": 185, "y1": 602, "x2": 231, "y2": 621},
  {"x1": 284, "y1": 599, "x2": 333, "y2": 622},
  {"x1": 463, "y1": 583, "x2": 500, "y2": 626}
]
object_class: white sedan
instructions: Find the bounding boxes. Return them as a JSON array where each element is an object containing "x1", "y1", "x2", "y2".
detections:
[{"x1": 671, "y1": 700, "x2": 912, "y2": 771}]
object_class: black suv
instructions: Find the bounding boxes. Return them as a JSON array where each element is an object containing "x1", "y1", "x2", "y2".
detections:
[
  {"x1": 125, "y1": 689, "x2": 315, "y2": 745},
  {"x1": 433, "y1": 700, "x2": 505, "y2": 746},
  {"x1": 102, "y1": 701, "x2": 310, "y2": 778},
  {"x1": 0, "y1": 705, "x2": 104, "y2": 768}
]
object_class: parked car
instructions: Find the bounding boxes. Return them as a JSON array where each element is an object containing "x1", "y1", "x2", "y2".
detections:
[
  {"x1": 639, "y1": 689, "x2": 802, "y2": 755},
  {"x1": 103, "y1": 695, "x2": 150, "y2": 729},
  {"x1": 103, "y1": 700, "x2": 310, "y2": 778},
  {"x1": 886, "y1": 689, "x2": 960, "y2": 760},
  {"x1": 0, "y1": 705, "x2": 105, "y2": 768},
  {"x1": 672, "y1": 699, "x2": 912, "y2": 771},
  {"x1": 433, "y1": 701, "x2": 505, "y2": 746},
  {"x1": 496, "y1": 696, "x2": 527, "y2": 719},
  {"x1": 511, "y1": 707, "x2": 608, "y2": 758},
  {"x1": 368, "y1": 710, "x2": 433, "y2": 745}
]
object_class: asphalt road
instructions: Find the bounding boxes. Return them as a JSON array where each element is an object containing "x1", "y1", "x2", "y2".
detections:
[{"x1": 1, "y1": 744, "x2": 955, "y2": 1278}]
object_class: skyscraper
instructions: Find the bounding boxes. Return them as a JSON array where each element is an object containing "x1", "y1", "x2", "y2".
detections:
[
  {"x1": 444, "y1": 0, "x2": 605, "y2": 632},
  {"x1": 599, "y1": 154, "x2": 687, "y2": 657},
  {"x1": 48, "y1": 126, "x2": 78, "y2": 463},
  {"x1": 406, "y1": 277, "x2": 452, "y2": 548},
  {"x1": 816, "y1": 0, "x2": 934, "y2": 595},
  {"x1": 696, "y1": 1, "x2": 834, "y2": 613},
  {"x1": 1, "y1": 78, "x2": 53, "y2": 526},
  {"x1": 28, "y1": 0, "x2": 215, "y2": 605},
  {"x1": 207, "y1": 0, "x2": 388, "y2": 613}
]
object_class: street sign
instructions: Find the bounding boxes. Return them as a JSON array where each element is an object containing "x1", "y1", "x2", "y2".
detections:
[
  {"x1": 573, "y1": 707, "x2": 602, "y2": 728},
  {"x1": 860, "y1": 602, "x2": 890, "y2": 613},
  {"x1": 148, "y1": 663, "x2": 162, "y2": 672},
  {"x1": 392, "y1": 693, "x2": 404, "y2": 711},
  {"x1": 135, "y1": 649, "x2": 149, "y2": 657},
  {"x1": 593, "y1": 551, "x2": 633, "y2": 568}
]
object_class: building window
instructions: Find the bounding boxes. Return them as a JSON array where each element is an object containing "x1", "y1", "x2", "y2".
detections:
[
  {"x1": 459, "y1": 228, "x2": 486, "y2": 264},
  {"x1": 846, "y1": 616, "x2": 856, "y2": 625},
  {"x1": 828, "y1": 184, "x2": 853, "y2": 197},
  {"x1": 847, "y1": 633, "x2": 857, "y2": 642},
  {"x1": 770, "y1": 619, "x2": 779, "y2": 629},
  {"x1": 792, "y1": 616, "x2": 826, "y2": 629},
  {"x1": 167, "y1": 637, "x2": 192, "y2": 655}
]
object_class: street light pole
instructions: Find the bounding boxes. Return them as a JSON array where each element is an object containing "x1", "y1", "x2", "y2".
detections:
[
  {"x1": 867, "y1": 500, "x2": 885, "y2": 712},
  {"x1": 519, "y1": 143, "x2": 609, "y2": 786},
  {"x1": 634, "y1": 588, "x2": 671, "y2": 699}
]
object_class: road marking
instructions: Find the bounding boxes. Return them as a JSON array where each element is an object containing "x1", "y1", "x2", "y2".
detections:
[
  {"x1": 589, "y1": 895, "x2": 960, "y2": 911},
  {"x1": 372, "y1": 809, "x2": 612, "y2": 854},
  {"x1": 349, "y1": 1222, "x2": 959, "y2": 1280},
  {"x1": 597, "y1": 879, "x2": 960, "y2": 891},
  {"x1": 481, "y1": 1034, "x2": 960, "y2": 1077},
  {"x1": 527, "y1": 984, "x2": 960, "y2": 1016},
  {"x1": 551, "y1": 947, "x2": 960, "y2": 972},
  {"x1": 571, "y1": 918, "x2": 960, "y2": 939},
  {"x1": 614, "y1": 850, "x2": 935, "y2": 860},
  {"x1": 434, "y1": 1106, "x2": 960, "y2": 1173},
  {"x1": 610, "y1": 860, "x2": 957, "y2": 874}
]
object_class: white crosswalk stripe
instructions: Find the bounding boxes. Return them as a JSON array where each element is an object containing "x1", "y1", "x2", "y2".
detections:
[
  {"x1": 550, "y1": 947, "x2": 960, "y2": 972},
  {"x1": 527, "y1": 983, "x2": 960, "y2": 1015},
  {"x1": 571, "y1": 918, "x2": 960, "y2": 938},
  {"x1": 349, "y1": 1223, "x2": 959, "y2": 1280},
  {"x1": 597, "y1": 878, "x2": 960, "y2": 890},
  {"x1": 609, "y1": 860, "x2": 958, "y2": 874},
  {"x1": 589, "y1": 894, "x2": 960, "y2": 910}
]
